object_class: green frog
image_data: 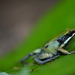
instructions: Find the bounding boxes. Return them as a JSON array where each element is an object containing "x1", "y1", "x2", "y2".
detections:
[{"x1": 21, "y1": 29, "x2": 75, "y2": 65}]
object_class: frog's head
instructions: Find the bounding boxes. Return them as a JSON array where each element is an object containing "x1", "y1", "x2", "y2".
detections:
[{"x1": 33, "y1": 51, "x2": 52, "y2": 65}]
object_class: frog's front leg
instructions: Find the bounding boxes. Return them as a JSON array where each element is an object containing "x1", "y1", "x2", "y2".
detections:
[
  {"x1": 21, "y1": 52, "x2": 34, "y2": 66},
  {"x1": 21, "y1": 48, "x2": 41, "y2": 66},
  {"x1": 57, "y1": 48, "x2": 75, "y2": 55}
]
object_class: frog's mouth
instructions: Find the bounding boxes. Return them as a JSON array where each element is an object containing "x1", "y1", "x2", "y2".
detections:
[
  {"x1": 33, "y1": 54, "x2": 60, "y2": 65},
  {"x1": 33, "y1": 57, "x2": 52, "y2": 65},
  {"x1": 39, "y1": 57, "x2": 50, "y2": 61}
]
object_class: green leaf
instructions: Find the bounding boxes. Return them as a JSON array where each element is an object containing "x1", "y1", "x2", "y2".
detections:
[{"x1": 0, "y1": 0, "x2": 75, "y2": 75}]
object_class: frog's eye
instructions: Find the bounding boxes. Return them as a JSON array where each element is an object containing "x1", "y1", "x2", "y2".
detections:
[{"x1": 45, "y1": 45, "x2": 49, "y2": 48}]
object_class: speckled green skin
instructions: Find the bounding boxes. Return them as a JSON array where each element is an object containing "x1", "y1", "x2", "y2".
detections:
[
  {"x1": 21, "y1": 29, "x2": 75, "y2": 65},
  {"x1": 33, "y1": 40, "x2": 59, "y2": 59}
]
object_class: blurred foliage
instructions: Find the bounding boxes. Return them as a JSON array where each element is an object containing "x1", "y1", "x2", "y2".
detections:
[
  {"x1": 14, "y1": 67, "x2": 30, "y2": 75},
  {"x1": 0, "y1": 72, "x2": 9, "y2": 75},
  {"x1": 0, "y1": 0, "x2": 75, "y2": 75}
]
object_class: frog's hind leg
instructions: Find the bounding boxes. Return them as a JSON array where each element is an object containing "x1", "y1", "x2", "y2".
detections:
[
  {"x1": 33, "y1": 54, "x2": 60, "y2": 65},
  {"x1": 57, "y1": 48, "x2": 75, "y2": 55}
]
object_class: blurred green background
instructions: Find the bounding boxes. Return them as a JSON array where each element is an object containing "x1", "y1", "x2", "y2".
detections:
[{"x1": 0, "y1": 0, "x2": 75, "y2": 75}]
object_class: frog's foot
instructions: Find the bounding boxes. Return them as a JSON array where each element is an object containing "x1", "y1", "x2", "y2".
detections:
[{"x1": 68, "y1": 51, "x2": 75, "y2": 55}]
